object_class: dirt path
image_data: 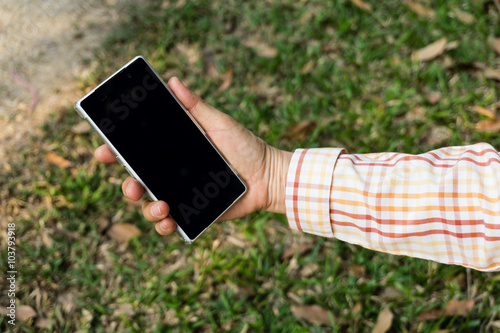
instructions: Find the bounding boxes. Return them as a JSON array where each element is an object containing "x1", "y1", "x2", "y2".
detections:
[{"x1": 0, "y1": 0, "x2": 126, "y2": 168}]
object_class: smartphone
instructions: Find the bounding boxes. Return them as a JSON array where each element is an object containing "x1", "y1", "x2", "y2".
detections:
[{"x1": 75, "y1": 56, "x2": 247, "y2": 243}]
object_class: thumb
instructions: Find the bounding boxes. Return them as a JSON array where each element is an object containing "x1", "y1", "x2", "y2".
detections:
[{"x1": 167, "y1": 77, "x2": 215, "y2": 121}]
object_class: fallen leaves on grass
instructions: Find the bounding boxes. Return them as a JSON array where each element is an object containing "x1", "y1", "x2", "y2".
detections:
[
  {"x1": 280, "y1": 121, "x2": 317, "y2": 141},
  {"x1": 474, "y1": 105, "x2": 500, "y2": 132},
  {"x1": 45, "y1": 152, "x2": 72, "y2": 168},
  {"x1": 291, "y1": 304, "x2": 333, "y2": 325},
  {"x1": 57, "y1": 292, "x2": 77, "y2": 313},
  {"x1": 106, "y1": 223, "x2": 142, "y2": 242},
  {"x1": 488, "y1": 36, "x2": 500, "y2": 55},
  {"x1": 351, "y1": 302, "x2": 363, "y2": 316},
  {"x1": 112, "y1": 303, "x2": 135, "y2": 317},
  {"x1": 411, "y1": 38, "x2": 447, "y2": 62},
  {"x1": 350, "y1": 0, "x2": 372, "y2": 12},
  {"x1": 18, "y1": 305, "x2": 37, "y2": 321},
  {"x1": 281, "y1": 243, "x2": 314, "y2": 260},
  {"x1": 472, "y1": 105, "x2": 496, "y2": 119},
  {"x1": 372, "y1": 307, "x2": 394, "y2": 333},
  {"x1": 378, "y1": 286, "x2": 405, "y2": 301},
  {"x1": 216, "y1": 68, "x2": 233, "y2": 93},
  {"x1": 405, "y1": 1, "x2": 435, "y2": 18},
  {"x1": 242, "y1": 38, "x2": 278, "y2": 58},
  {"x1": 300, "y1": 61, "x2": 315, "y2": 74},
  {"x1": 72, "y1": 121, "x2": 91, "y2": 134},
  {"x1": 425, "y1": 91, "x2": 441, "y2": 105},
  {"x1": 349, "y1": 264, "x2": 367, "y2": 278},
  {"x1": 485, "y1": 69, "x2": 500, "y2": 81},
  {"x1": 416, "y1": 299, "x2": 474, "y2": 321},
  {"x1": 299, "y1": 262, "x2": 319, "y2": 277},
  {"x1": 35, "y1": 318, "x2": 51, "y2": 329},
  {"x1": 444, "y1": 299, "x2": 475, "y2": 317},
  {"x1": 452, "y1": 7, "x2": 476, "y2": 24}
]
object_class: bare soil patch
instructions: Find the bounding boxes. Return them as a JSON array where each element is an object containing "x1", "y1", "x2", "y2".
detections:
[{"x1": 0, "y1": 0, "x2": 125, "y2": 168}]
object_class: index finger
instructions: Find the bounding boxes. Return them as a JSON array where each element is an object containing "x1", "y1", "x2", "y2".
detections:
[{"x1": 94, "y1": 144, "x2": 117, "y2": 163}]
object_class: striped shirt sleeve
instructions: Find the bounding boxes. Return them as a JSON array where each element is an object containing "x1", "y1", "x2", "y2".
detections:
[{"x1": 284, "y1": 143, "x2": 500, "y2": 272}]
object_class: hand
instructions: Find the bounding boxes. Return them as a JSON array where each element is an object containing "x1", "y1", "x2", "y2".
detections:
[{"x1": 95, "y1": 77, "x2": 292, "y2": 236}]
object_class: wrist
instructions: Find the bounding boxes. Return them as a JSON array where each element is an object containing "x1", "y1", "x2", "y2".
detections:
[{"x1": 264, "y1": 146, "x2": 292, "y2": 215}]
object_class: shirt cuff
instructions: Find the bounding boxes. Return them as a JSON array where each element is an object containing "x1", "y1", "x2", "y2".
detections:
[{"x1": 285, "y1": 148, "x2": 346, "y2": 237}]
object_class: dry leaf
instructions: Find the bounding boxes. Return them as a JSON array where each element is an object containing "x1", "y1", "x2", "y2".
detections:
[
  {"x1": 490, "y1": 320, "x2": 500, "y2": 329},
  {"x1": 205, "y1": 61, "x2": 219, "y2": 78},
  {"x1": 452, "y1": 7, "x2": 476, "y2": 24},
  {"x1": 71, "y1": 121, "x2": 92, "y2": 134},
  {"x1": 416, "y1": 307, "x2": 444, "y2": 321},
  {"x1": 472, "y1": 106, "x2": 496, "y2": 119},
  {"x1": 242, "y1": 39, "x2": 278, "y2": 58},
  {"x1": 350, "y1": 0, "x2": 372, "y2": 12},
  {"x1": 411, "y1": 38, "x2": 447, "y2": 62},
  {"x1": 35, "y1": 318, "x2": 51, "y2": 329},
  {"x1": 378, "y1": 286, "x2": 404, "y2": 301},
  {"x1": 488, "y1": 36, "x2": 500, "y2": 55},
  {"x1": 351, "y1": 302, "x2": 363, "y2": 316},
  {"x1": 443, "y1": 299, "x2": 474, "y2": 317},
  {"x1": 475, "y1": 119, "x2": 500, "y2": 132},
  {"x1": 485, "y1": 69, "x2": 500, "y2": 81},
  {"x1": 281, "y1": 121, "x2": 317, "y2": 141},
  {"x1": 45, "y1": 152, "x2": 72, "y2": 168},
  {"x1": 98, "y1": 217, "x2": 111, "y2": 234},
  {"x1": 217, "y1": 68, "x2": 233, "y2": 93},
  {"x1": 299, "y1": 262, "x2": 319, "y2": 277},
  {"x1": 405, "y1": 1, "x2": 435, "y2": 18},
  {"x1": 349, "y1": 264, "x2": 367, "y2": 278},
  {"x1": 18, "y1": 305, "x2": 37, "y2": 321},
  {"x1": 372, "y1": 307, "x2": 394, "y2": 333},
  {"x1": 416, "y1": 299, "x2": 474, "y2": 321},
  {"x1": 291, "y1": 304, "x2": 333, "y2": 325},
  {"x1": 106, "y1": 223, "x2": 142, "y2": 242},
  {"x1": 41, "y1": 229, "x2": 53, "y2": 248},
  {"x1": 112, "y1": 303, "x2": 135, "y2": 317},
  {"x1": 300, "y1": 61, "x2": 315, "y2": 74},
  {"x1": 425, "y1": 91, "x2": 441, "y2": 105},
  {"x1": 445, "y1": 41, "x2": 459, "y2": 51},
  {"x1": 281, "y1": 244, "x2": 314, "y2": 260},
  {"x1": 57, "y1": 292, "x2": 77, "y2": 313}
]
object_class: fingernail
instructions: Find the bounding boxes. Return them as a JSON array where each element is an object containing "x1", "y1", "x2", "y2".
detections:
[
  {"x1": 159, "y1": 220, "x2": 171, "y2": 233},
  {"x1": 125, "y1": 181, "x2": 134, "y2": 198},
  {"x1": 152, "y1": 202, "x2": 164, "y2": 218}
]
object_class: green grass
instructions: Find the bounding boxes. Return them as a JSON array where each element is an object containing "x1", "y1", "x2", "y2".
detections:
[{"x1": 2, "y1": 0, "x2": 500, "y2": 332}]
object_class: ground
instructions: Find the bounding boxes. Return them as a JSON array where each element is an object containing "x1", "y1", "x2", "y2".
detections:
[{"x1": 1, "y1": 1, "x2": 500, "y2": 332}]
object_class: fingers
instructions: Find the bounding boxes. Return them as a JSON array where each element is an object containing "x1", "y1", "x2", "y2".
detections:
[
  {"x1": 141, "y1": 199, "x2": 170, "y2": 222},
  {"x1": 122, "y1": 178, "x2": 176, "y2": 236},
  {"x1": 122, "y1": 176, "x2": 145, "y2": 201},
  {"x1": 167, "y1": 77, "x2": 201, "y2": 111},
  {"x1": 95, "y1": 144, "x2": 117, "y2": 163},
  {"x1": 154, "y1": 216, "x2": 177, "y2": 236}
]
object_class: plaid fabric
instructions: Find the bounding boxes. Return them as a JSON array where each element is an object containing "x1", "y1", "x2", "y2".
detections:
[{"x1": 285, "y1": 143, "x2": 500, "y2": 272}]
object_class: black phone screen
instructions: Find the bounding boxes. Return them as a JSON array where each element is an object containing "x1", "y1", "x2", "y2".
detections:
[{"x1": 80, "y1": 58, "x2": 246, "y2": 240}]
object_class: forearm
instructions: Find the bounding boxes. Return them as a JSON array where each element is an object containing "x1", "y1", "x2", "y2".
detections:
[{"x1": 285, "y1": 143, "x2": 500, "y2": 272}]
